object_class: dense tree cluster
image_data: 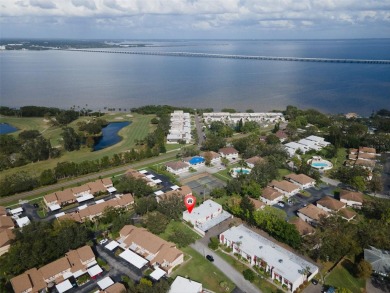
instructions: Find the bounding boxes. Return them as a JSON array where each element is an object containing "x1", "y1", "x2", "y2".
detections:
[
  {"x1": 115, "y1": 176, "x2": 154, "y2": 197},
  {"x1": 123, "y1": 276, "x2": 171, "y2": 293},
  {"x1": 0, "y1": 147, "x2": 160, "y2": 197},
  {"x1": 77, "y1": 118, "x2": 108, "y2": 135},
  {"x1": 0, "y1": 106, "x2": 61, "y2": 117},
  {"x1": 131, "y1": 105, "x2": 212, "y2": 115},
  {"x1": 0, "y1": 130, "x2": 58, "y2": 171},
  {"x1": 0, "y1": 220, "x2": 92, "y2": 278},
  {"x1": 304, "y1": 198, "x2": 390, "y2": 262},
  {"x1": 224, "y1": 196, "x2": 301, "y2": 249}
]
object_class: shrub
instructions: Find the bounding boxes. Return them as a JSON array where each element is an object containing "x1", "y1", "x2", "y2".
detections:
[
  {"x1": 243, "y1": 269, "x2": 255, "y2": 282},
  {"x1": 208, "y1": 237, "x2": 219, "y2": 250}
]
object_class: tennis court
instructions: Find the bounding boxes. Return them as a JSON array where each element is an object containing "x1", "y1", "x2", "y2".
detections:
[{"x1": 181, "y1": 173, "x2": 226, "y2": 196}]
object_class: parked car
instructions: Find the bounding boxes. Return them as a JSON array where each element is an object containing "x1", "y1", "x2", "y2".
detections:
[
  {"x1": 311, "y1": 279, "x2": 318, "y2": 285},
  {"x1": 277, "y1": 201, "x2": 285, "y2": 208},
  {"x1": 99, "y1": 239, "x2": 108, "y2": 245},
  {"x1": 206, "y1": 255, "x2": 214, "y2": 262},
  {"x1": 33, "y1": 203, "x2": 39, "y2": 208}
]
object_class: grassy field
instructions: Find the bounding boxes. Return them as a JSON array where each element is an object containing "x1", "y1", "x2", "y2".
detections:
[
  {"x1": 171, "y1": 246, "x2": 235, "y2": 293},
  {"x1": 159, "y1": 221, "x2": 201, "y2": 242},
  {"x1": 325, "y1": 259, "x2": 365, "y2": 293},
  {"x1": 0, "y1": 113, "x2": 155, "y2": 178},
  {"x1": 215, "y1": 250, "x2": 280, "y2": 293}
]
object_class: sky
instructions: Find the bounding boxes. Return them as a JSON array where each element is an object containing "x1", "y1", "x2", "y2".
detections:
[{"x1": 1, "y1": 0, "x2": 390, "y2": 39}]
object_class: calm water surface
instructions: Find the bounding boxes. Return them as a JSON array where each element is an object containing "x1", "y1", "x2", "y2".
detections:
[
  {"x1": 0, "y1": 123, "x2": 18, "y2": 135},
  {"x1": 93, "y1": 121, "x2": 130, "y2": 151},
  {"x1": 1, "y1": 39, "x2": 390, "y2": 115}
]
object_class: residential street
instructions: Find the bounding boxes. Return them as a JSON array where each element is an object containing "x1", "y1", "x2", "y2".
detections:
[
  {"x1": 190, "y1": 241, "x2": 262, "y2": 293},
  {"x1": 194, "y1": 113, "x2": 205, "y2": 146},
  {"x1": 0, "y1": 151, "x2": 179, "y2": 205}
]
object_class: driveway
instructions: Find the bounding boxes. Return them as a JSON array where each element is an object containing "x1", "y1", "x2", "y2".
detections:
[
  {"x1": 367, "y1": 275, "x2": 390, "y2": 293},
  {"x1": 95, "y1": 245, "x2": 142, "y2": 282},
  {"x1": 273, "y1": 185, "x2": 336, "y2": 220},
  {"x1": 190, "y1": 241, "x2": 262, "y2": 293},
  {"x1": 194, "y1": 113, "x2": 205, "y2": 146}
]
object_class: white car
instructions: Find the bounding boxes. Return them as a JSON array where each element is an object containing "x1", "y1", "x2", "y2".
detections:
[
  {"x1": 277, "y1": 202, "x2": 285, "y2": 208},
  {"x1": 99, "y1": 239, "x2": 108, "y2": 245}
]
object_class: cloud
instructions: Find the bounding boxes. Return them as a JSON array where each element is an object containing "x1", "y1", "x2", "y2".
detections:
[
  {"x1": 1, "y1": 0, "x2": 390, "y2": 38},
  {"x1": 29, "y1": 0, "x2": 57, "y2": 9},
  {"x1": 71, "y1": 0, "x2": 96, "y2": 10}
]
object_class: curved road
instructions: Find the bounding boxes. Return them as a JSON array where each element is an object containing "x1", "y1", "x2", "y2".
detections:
[{"x1": 0, "y1": 151, "x2": 179, "y2": 205}]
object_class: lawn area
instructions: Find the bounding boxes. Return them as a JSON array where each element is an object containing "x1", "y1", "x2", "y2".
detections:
[
  {"x1": 171, "y1": 246, "x2": 235, "y2": 293},
  {"x1": 215, "y1": 250, "x2": 280, "y2": 293},
  {"x1": 165, "y1": 144, "x2": 183, "y2": 151},
  {"x1": 216, "y1": 163, "x2": 239, "y2": 179},
  {"x1": 0, "y1": 113, "x2": 155, "y2": 178},
  {"x1": 278, "y1": 168, "x2": 291, "y2": 179},
  {"x1": 325, "y1": 259, "x2": 365, "y2": 293},
  {"x1": 329, "y1": 147, "x2": 347, "y2": 170},
  {"x1": 159, "y1": 221, "x2": 201, "y2": 243}
]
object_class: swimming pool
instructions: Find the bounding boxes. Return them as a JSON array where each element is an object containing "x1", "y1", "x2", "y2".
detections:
[
  {"x1": 231, "y1": 167, "x2": 251, "y2": 178},
  {"x1": 308, "y1": 157, "x2": 333, "y2": 170},
  {"x1": 312, "y1": 162, "x2": 329, "y2": 167},
  {"x1": 189, "y1": 156, "x2": 205, "y2": 165}
]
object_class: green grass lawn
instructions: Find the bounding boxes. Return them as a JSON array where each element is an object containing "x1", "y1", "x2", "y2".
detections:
[
  {"x1": 278, "y1": 168, "x2": 291, "y2": 179},
  {"x1": 171, "y1": 246, "x2": 235, "y2": 293},
  {"x1": 215, "y1": 250, "x2": 280, "y2": 293},
  {"x1": 329, "y1": 147, "x2": 347, "y2": 171},
  {"x1": 0, "y1": 113, "x2": 155, "y2": 178},
  {"x1": 159, "y1": 221, "x2": 201, "y2": 243},
  {"x1": 325, "y1": 259, "x2": 365, "y2": 293}
]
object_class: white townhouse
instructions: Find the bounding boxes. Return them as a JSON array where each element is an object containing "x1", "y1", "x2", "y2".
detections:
[
  {"x1": 268, "y1": 180, "x2": 300, "y2": 197},
  {"x1": 339, "y1": 190, "x2": 364, "y2": 208},
  {"x1": 167, "y1": 111, "x2": 192, "y2": 144},
  {"x1": 297, "y1": 204, "x2": 328, "y2": 226},
  {"x1": 219, "y1": 147, "x2": 239, "y2": 160},
  {"x1": 183, "y1": 200, "x2": 232, "y2": 235},
  {"x1": 165, "y1": 161, "x2": 190, "y2": 175},
  {"x1": 220, "y1": 225, "x2": 318, "y2": 292}
]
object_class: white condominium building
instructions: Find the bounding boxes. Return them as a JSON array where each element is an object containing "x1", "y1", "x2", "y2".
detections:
[
  {"x1": 167, "y1": 111, "x2": 192, "y2": 144},
  {"x1": 203, "y1": 112, "x2": 285, "y2": 124}
]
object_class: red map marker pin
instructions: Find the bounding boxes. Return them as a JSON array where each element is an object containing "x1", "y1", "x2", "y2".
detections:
[{"x1": 184, "y1": 194, "x2": 196, "y2": 213}]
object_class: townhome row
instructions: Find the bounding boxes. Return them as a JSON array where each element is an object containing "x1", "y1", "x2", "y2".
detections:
[
  {"x1": 203, "y1": 112, "x2": 285, "y2": 124},
  {"x1": 260, "y1": 173, "x2": 316, "y2": 205},
  {"x1": 297, "y1": 189, "x2": 363, "y2": 227},
  {"x1": 117, "y1": 225, "x2": 184, "y2": 274},
  {"x1": 43, "y1": 178, "x2": 114, "y2": 211},
  {"x1": 10, "y1": 245, "x2": 97, "y2": 293},
  {"x1": 346, "y1": 146, "x2": 378, "y2": 171},
  {"x1": 166, "y1": 110, "x2": 192, "y2": 144},
  {"x1": 284, "y1": 135, "x2": 331, "y2": 157},
  {"x1": 57, "y1": 193, "x2": 134, "y2": 223},
  {"x1": 0, "y1": 206, "x2": 15, "y2": 256},
  {"x1": 220, "y1": 224, "x2": 318, "y2": 292}
]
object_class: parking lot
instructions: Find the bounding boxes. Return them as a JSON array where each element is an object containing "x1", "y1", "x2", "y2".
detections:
[
  {"x1": 273, "y1": 184, "x2": 337, "y2": 220},
  {"x1": 180, "y1": 173, "x2": 226, "y2": 197}
]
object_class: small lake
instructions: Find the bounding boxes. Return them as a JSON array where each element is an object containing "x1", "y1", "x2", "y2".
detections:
[
  {"x1": 0, "y1": 123, "x2": 18, "y2": 135},
  {"x1": 93, "y1": 121, "x2": 131, "y2": 151}
]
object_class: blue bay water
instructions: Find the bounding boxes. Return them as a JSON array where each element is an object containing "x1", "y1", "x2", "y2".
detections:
[{"x1": 1, "y1": 39, "x2": 389, "y2": 115}]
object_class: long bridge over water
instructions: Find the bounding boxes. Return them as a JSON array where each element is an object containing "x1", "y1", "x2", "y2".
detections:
[{"x1": 63, "y1": 49, "x2": 390, "y2": 64}]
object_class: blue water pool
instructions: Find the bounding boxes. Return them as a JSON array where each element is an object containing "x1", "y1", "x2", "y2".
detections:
[
  {"x1": 189, "y1": 156, "x2": 205, "y2": 165},
  {"x1": 236, "y1": 169, "x2": 250, "y2": 174},
  {"x1": 311, "y1": 162, "x2": 329, "y2": 167}
]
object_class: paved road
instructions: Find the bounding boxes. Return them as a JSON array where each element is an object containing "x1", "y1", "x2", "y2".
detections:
[
  {"x1": 194, "y1": 113, "x2": 205, "y2": 146},
  {"x1": 0, "y1": 151, "x2": 179, "y2": 205},
  {"x1": 190, "y1": 241, "x2": 262, "y2": 293}
]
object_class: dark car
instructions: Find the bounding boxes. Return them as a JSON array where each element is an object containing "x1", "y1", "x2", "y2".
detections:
[
  {"x1": 33, "y1": 203, "x2": 39, "y2": 208},
  {"x1": 311, "y1": 279, "x2": 318, "y2": 285},
  {"x1": 206, "y1": 255, "x2": 214, "y2": 262}
]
